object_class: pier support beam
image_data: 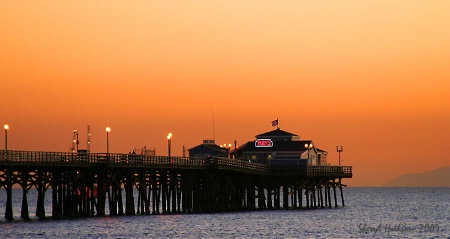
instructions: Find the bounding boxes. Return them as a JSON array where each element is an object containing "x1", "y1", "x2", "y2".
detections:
[
  {"x1": 305, "y1": 188, "x2": 310, "y2": 209},
  {"x1": 319, "y1": 186, "x2": 324, "y2": 208},
  {"x1": 97, "y1": 167, "x2": 108, "y2": 217},
  {"x1": 312, "y1": 186, "x2": 317, "y2": 209},
  {"x1": 35, "y1": 170, "x2": 48, "y2": 219},
  {"x1": 20, "y1": 171, "x2": 30, "y2": 220},
  {"x1": 125, "y1": 173, "x2": 135, "y2": 215},
  {"x1": 283, "y1": 185, "x2": 289, "y2": 209},
  {"x1": 333, "y1": 183, "x2": 338, "y2": 208},
  {"x1": 298, "y1": 187, "x2": 302, "y2": 209},
  {"x1": 339, "y1": 179, "x2": 345, "y2": 207},
  {"x1": 327, "y1": 186, "x2": 332, "y2": 208},
  {"x1": 4, "y1": 169, "x2": 14, "y2": 221}
]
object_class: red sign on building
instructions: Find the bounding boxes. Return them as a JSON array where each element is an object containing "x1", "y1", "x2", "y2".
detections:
[{"x1": 255, "y1": 139, "x2": 273, "y2": 147}]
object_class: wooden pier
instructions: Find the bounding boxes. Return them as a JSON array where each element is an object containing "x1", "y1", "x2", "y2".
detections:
[{"x1": 0, "y1": 150, "x2": 352, "y2": 221}]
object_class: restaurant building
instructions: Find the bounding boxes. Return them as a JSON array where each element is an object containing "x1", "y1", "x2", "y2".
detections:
[{"x1": 230, "y1": 128, "x2": 327, "y2": 166}]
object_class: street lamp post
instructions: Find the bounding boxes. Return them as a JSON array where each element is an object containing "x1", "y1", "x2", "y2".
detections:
[
  {"x1": 73, "y1": 129, "x2": 79, "y2": 153},
  {"x1": 106, "y1": 127, "x2": 111, "y2": 154},
  {"x1": 76, "y1": 130, "x2": 79, "y2": 152},
  {"x1": 167, "y1": 133, "x2": 172, "y2": 157},
  {"x1": 336, "y1": 146, "x2": 343, "y2": 166},
  {"x1": 222, "y1": 143, "x2": 232, "y2": 158},
  {"x1": 4, "y1": 124, "x2": 9, "y2": 151},
  {"x1": 304, "y1": 143, "x2": 313, "y2": 159}
]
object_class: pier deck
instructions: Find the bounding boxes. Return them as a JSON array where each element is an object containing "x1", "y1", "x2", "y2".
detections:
[{"x1": 1, "y1": 150, "x2": 351, "y2": 220}]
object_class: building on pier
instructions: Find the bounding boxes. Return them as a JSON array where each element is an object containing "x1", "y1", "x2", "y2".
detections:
[
  {"x1": 188, "y1": 139, "x2": 229, "y2": 158},
  {"x1": 231, "y1": 128, "x2": 328, "y2": 166}
]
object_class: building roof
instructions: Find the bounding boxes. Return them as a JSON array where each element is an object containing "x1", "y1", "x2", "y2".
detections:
[
  {"x1": 188, "y1": 143, "x2": 226, "y2": 152},
  {"x1": 255, "y1": 128, "x2": 299, "y2": 139}
]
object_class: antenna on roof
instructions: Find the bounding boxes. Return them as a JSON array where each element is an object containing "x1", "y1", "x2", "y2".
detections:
[{"x1": 210, "y1": 102, "x2": 215, "y2": 140}]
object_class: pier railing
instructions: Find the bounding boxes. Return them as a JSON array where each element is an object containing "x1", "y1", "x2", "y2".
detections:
[
  {"x1": 216, "y1": 157, "x2": 269, "y2": 175},
  {"x1": 0, "y1": 150, "x2": 351, "y2": 178},
  {"x1": 307, "y1": 165, "x2": 352, "y2": 177}
]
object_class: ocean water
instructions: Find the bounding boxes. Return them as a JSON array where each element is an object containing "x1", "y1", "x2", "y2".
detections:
[{"x1": 1, "y1": 187, "x2": 449, "y2": 238}]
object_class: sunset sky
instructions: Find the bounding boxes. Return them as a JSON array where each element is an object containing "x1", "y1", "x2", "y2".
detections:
[{"x1": 1, "y1": 1, "x2": 449, "y2": 186}]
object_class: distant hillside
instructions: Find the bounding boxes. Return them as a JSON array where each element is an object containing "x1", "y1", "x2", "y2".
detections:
[{"x1": 384, "y1": 167, "x2": 450, "y2": 187}]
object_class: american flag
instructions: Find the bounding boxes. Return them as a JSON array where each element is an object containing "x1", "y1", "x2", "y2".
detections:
[{"x1": 271, "y1": 119, "x2": 278, "y2": 127}]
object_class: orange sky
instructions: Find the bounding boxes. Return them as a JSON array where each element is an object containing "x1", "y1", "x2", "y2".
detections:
[{"x1": 1, "y1": 1, "x2": 449, "y2": 186}]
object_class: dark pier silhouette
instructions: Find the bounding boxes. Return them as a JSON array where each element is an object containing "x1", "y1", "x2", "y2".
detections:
[{"x1": 0, "y1": 150, "x2": 352, "y2": 221}]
